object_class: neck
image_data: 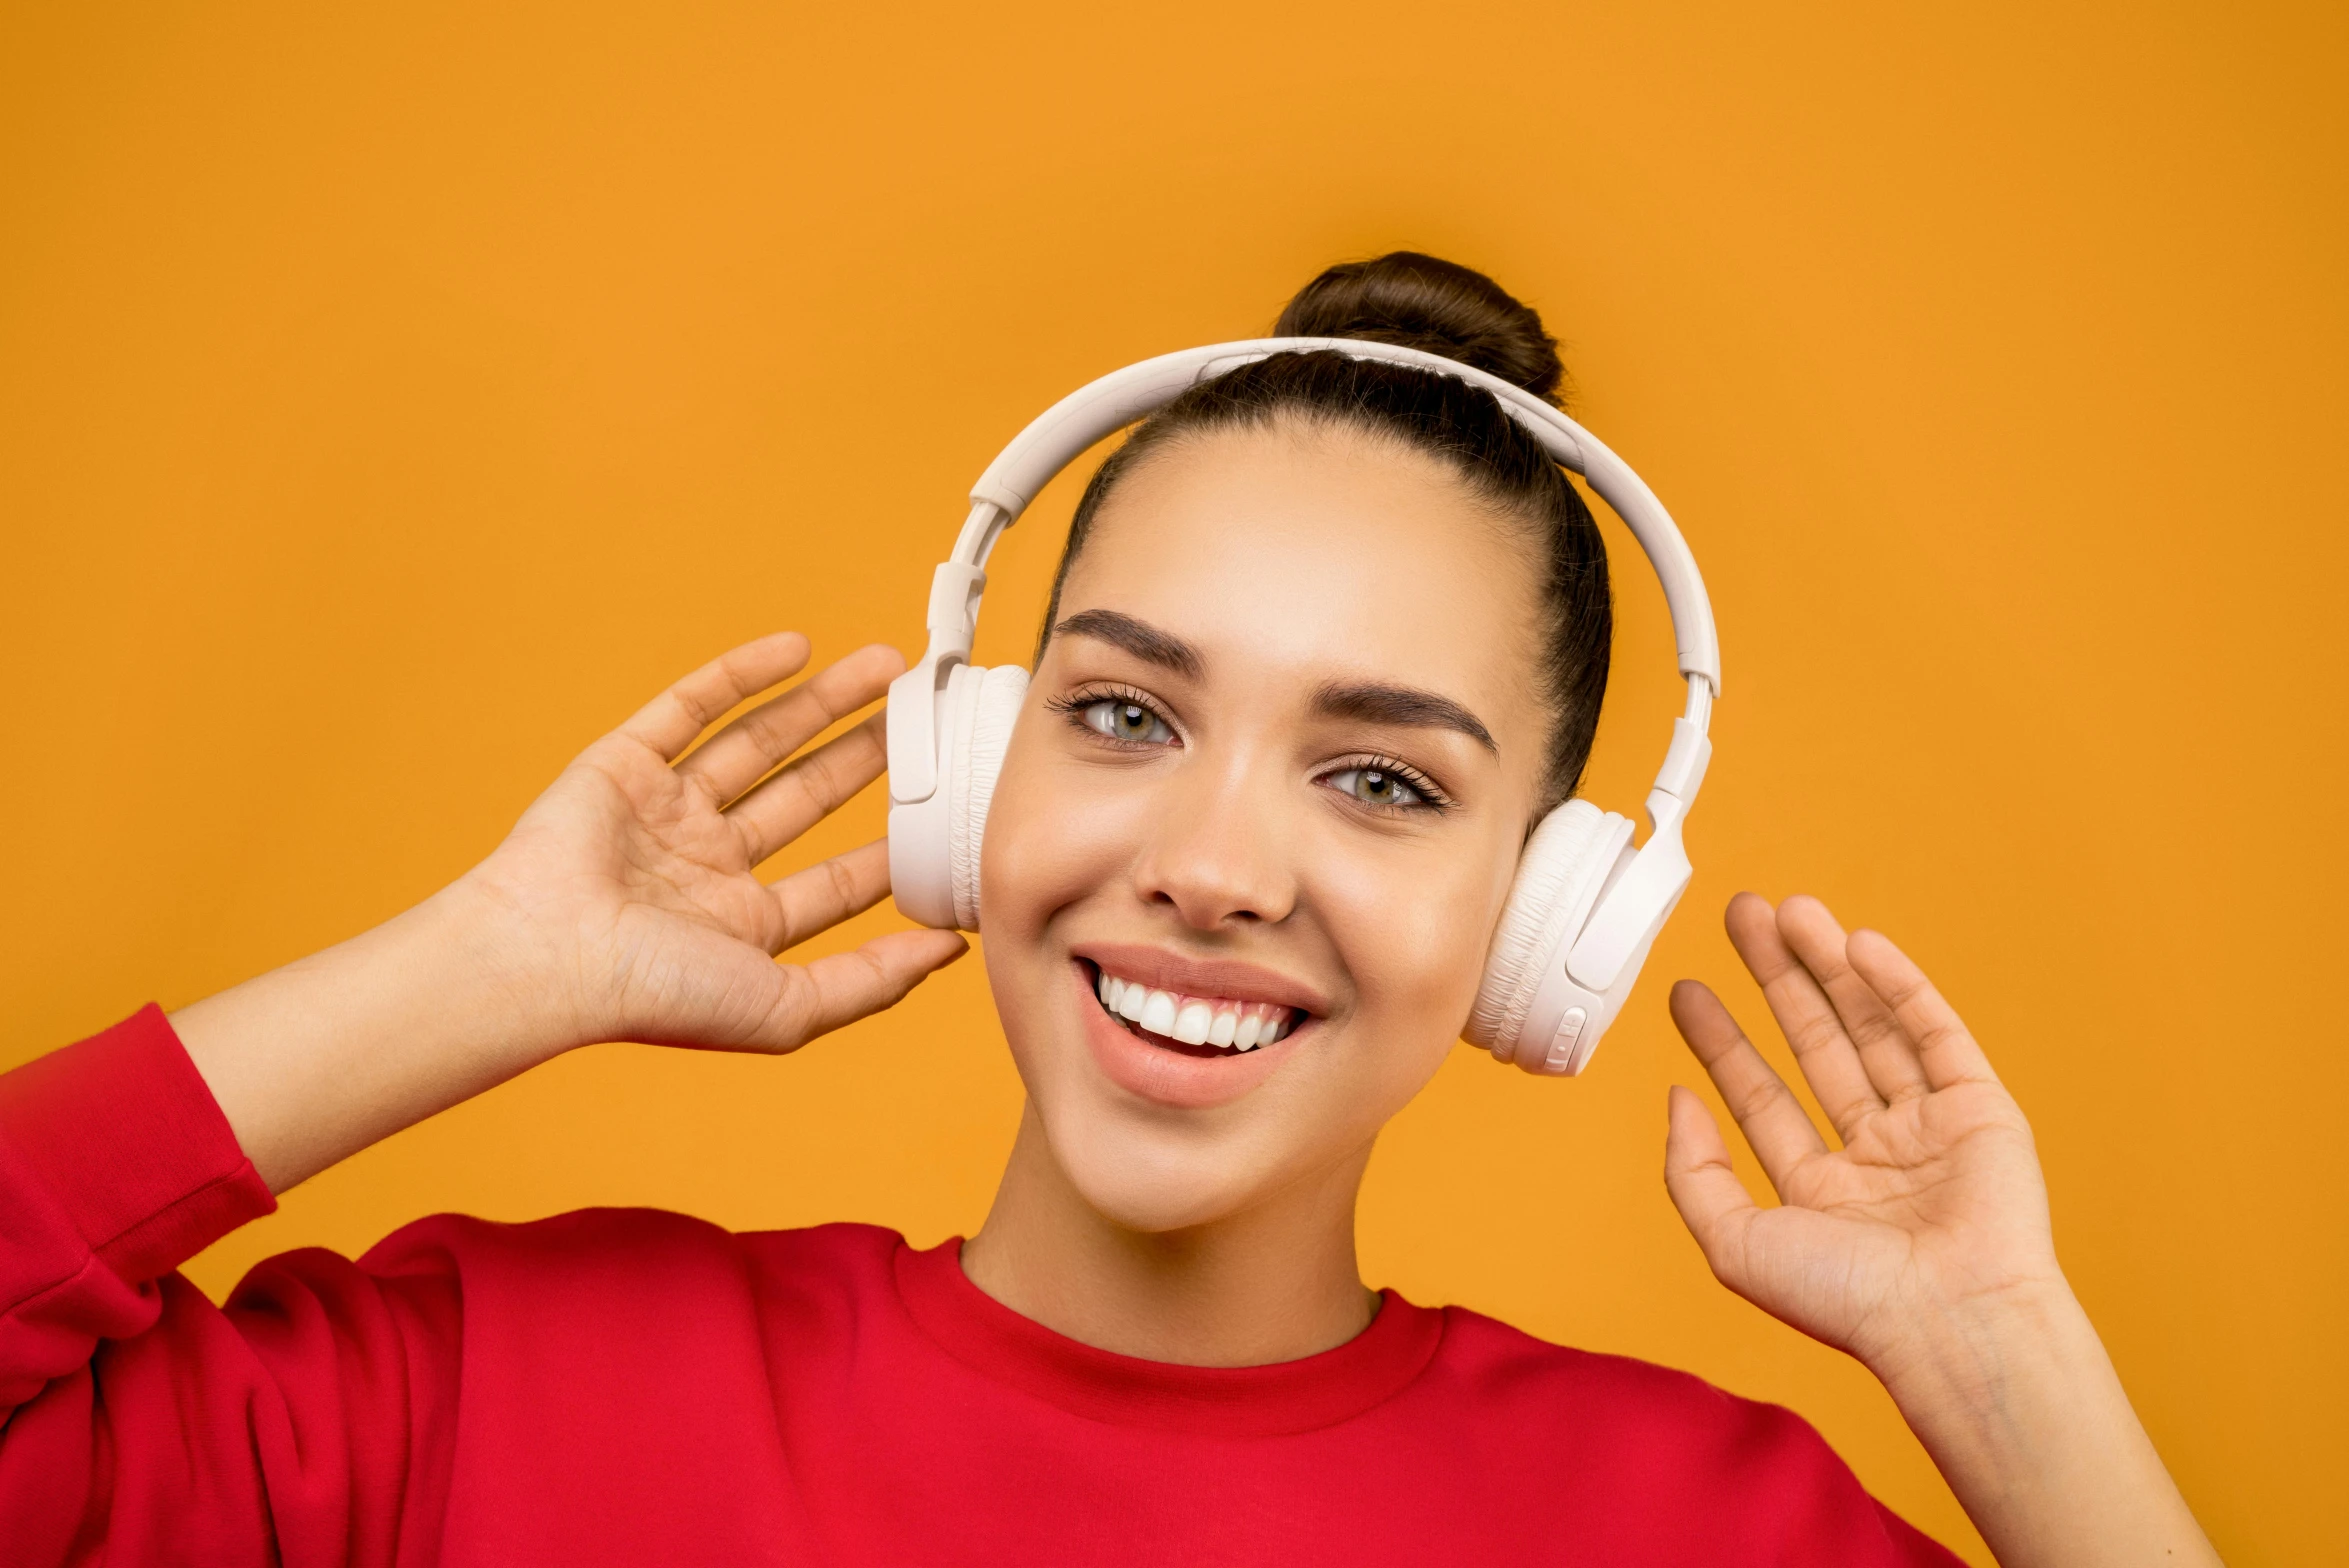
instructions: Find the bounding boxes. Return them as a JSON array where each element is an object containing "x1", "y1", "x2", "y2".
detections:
[{"x1": 960, "y1": 1102, "x2": 1379, "y2": 1367}]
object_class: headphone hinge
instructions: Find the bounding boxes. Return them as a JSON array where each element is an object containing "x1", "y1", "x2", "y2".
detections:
[
  {"x1": 925, "y1": 562, "x2": 987, "y2": 655},
  {"x1": 1650, "y1": 717, "x2": 1712, "y2": 811}
]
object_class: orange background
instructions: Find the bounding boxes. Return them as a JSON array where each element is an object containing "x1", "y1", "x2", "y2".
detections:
[{"x1": 3, "y1": 4, "x2": 2341, "y2": 1561}]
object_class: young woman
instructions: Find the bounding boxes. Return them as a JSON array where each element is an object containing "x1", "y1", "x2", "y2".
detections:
[{"x1": 0, "y1": 254, "x2": 2217, "y2": 1566}]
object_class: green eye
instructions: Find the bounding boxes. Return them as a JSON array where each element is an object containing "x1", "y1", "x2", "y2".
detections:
[
  {"x1": 1082, "y1": 698, "x2": 1173, "y2": 745},
  {"x1": 1327, "y1": 766, "x2": 1426, "y2": 809}
]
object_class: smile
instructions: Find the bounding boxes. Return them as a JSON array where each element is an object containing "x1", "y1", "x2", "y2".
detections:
[{"x1": 1089, "y1": 965, "x2": 1302, "y2": 1057}]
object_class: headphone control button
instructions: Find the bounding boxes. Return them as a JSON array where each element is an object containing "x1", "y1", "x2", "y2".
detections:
[{"x1": 1543, "y1": 1007, "x2": 1590, "y2": 1072}]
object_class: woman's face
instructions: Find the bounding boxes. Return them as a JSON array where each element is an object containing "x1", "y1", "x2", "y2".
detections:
[{"x1": 979, "y1": 420, "x2": 1556, "y2": 1232}]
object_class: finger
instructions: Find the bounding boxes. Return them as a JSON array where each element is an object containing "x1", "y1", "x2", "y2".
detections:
[
  {"x1": 1846, "y1": 928, "x2": 2002, "y2": 1091},
  {"x1": 754, "y1": 928, "x2": 971, "y2": 1051},
  {"x1": 1724, "y1": 891, "x2": 1885, "y2": 1139},
  {"x1": 1775, "y1": 895, "x2": 1933, "y2": 1106},
  {"x1": 728, "y1": 711, "x2": 887, "y2": 867},
  {"x1": 618, "y1": 632, "x2": 813, "y2": 763},
  {"x1": 1662, "y1": 1084, "x2": 1763, "y2": 1286},
  {"x1": 678, "y1": 643, "x2": 905, "y2": 805},
  {"x1": 767, "y1": 837, "x2": 892, "y2": 953},
  {"x1": 1667, "y1": 979, "x2": 1826, "y2": 1194}
]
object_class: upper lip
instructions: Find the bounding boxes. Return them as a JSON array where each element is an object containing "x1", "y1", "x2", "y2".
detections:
[{"x1": 1071, "y1": 942, "x2": 1333, "y2": 1017}]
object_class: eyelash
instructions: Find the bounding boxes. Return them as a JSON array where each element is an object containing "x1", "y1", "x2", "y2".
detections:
[
  {"x1": 1047, "y1": 685, "x2": 1181, "y2": 749},
  {"x1": 1322, "y1": 754, "x2": 1452, "y2": 816},
  {"x1": 1048, "y1": 686, "x2": 1453, "y2": 816}
]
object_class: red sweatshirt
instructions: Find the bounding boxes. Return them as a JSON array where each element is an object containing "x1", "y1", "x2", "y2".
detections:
[{"x1": 0, "y1": 1008, "x2": 1962, "y2": 1566}]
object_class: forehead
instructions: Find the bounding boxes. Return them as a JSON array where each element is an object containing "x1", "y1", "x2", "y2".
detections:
[{"x1": 1053, "y1": 422, "x2": 1548, "y2": 732}]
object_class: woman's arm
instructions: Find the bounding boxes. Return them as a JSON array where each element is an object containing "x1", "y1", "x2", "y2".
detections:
[
  {"x1": 1663, "y1": 894, "x2": 2219, "y2": 1568},
  {"x1": 172, "y1": 631, "x2": 967, "y2": 1192},
  {"x1": 0, "y1": 633, "x2": 963, "y2": 1563}
]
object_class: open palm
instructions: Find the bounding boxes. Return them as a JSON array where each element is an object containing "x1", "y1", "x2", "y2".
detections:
[
  {"x1": 1664, "y1": 894, "x2": 2061, "y2": 1378},
  {"x1": 464, "y1": 632, "x2": 966, "y2": 1058}
]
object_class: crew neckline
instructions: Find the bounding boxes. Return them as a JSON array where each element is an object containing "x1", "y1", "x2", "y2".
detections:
[{"x1": 891, "y1": 1236, "x2": 1445, "y2": 1438}]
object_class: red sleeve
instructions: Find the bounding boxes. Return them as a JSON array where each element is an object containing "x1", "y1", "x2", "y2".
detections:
[
  {"x1": 1876, "y1": 1499, "x2": 1967, "y2": 1565},
  {"x1": 0, "y1": 1007, "x2": 461, "y2": 1567}
]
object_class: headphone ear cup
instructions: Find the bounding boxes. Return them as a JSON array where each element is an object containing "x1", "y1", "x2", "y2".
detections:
[
  {"x1": 1466, "y1": 800, "x2": 1630, "y2": 1063},
  {"x1": 945, "y1": 663, "x2": 1030, "y2": 930}
]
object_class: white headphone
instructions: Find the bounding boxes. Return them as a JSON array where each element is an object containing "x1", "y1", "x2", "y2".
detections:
[{"x1": 885, "y1": 338, "x2": 1721, "y2": 1076}]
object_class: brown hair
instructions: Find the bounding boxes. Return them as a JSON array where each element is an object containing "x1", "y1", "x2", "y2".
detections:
[{"x1": 1036, "y1": 251, "x2": 1612, "y2": 809}]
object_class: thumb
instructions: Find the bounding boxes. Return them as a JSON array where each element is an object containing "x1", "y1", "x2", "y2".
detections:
[
  {"x1": 751, "y1": 928, "x2": 971, "y2": 1052},
  {"x1": 1664, "y1": 1084, "x2": 1761, "y2": 1287}
]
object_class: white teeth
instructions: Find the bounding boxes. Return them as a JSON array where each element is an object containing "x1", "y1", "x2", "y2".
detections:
[
  {"x1": 1138, "y1": 989, "x2": 1178, "y2": 1036},
  {"x1": 1092, "y1": 969, "x2": 1301, "y2": 1054}
]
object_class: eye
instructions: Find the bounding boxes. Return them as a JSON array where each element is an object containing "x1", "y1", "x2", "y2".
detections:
[
  {"x1": 1324, "y1": 765, "x2": 1430, "y2": 810},
  {"x1": 1078, "y1": 697, "x2": 1175, "y2": 746}
]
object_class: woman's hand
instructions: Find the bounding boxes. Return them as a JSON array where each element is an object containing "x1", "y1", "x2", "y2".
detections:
[
  {"x1": 463, "y1": 632, "x2": 967, "y2": 1058},
  {"x1": 1664, "y1": 892, "x2": 2218, "y2": 1568},
  {"x1": 174, "y1": 633, "x2": 967, "y2": 1193},
  {"x1": 1661, "y1": 892, "x2": 2055, "y2": 1375}
]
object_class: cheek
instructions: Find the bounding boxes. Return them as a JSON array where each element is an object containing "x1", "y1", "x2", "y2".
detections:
[
  {"x1": 977, "y1": 720, "x2": 1142, "y2": 942},
  {"x1": 1306, "y1": 835, "x2": 1509, "y2": 1060}
]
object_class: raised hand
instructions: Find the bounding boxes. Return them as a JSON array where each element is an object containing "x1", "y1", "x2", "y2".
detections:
[
  {"x1": 1661, "y1": 894, "x2": 2223, "y2": 1568},
  {"x1": 465, "y1": 631, "x2": 968, "y2": 1056},
  {"x1": 174, "y1": 633, "x2": 967, "y2": 1195},
  {"x1": 1661, "y1": 893, "x2": 2057, "y2": 1379}
]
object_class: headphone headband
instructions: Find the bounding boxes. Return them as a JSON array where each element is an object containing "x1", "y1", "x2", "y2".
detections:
[{"x1": 948, "y1": 338, "x2": 1719, "y2": 694}]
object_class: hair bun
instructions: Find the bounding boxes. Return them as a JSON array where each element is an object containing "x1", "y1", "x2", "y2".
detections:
[{"x1": 1272, "y1": 251, "x2": 1564, "y2": 404}]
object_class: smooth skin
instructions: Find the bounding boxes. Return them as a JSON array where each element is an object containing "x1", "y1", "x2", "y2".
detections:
[
  {"x1": 163, "y1": 422, "x2": 2217, "y2": 1567},
  {"x1": 966, "y1": 423, "x2": 1547, "y2": 1367}
]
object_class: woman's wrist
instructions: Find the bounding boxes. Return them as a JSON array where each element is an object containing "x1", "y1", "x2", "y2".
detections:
[
  {"x1": 1860, "y1": 1272, "x2": 2088, "y2": 1434},
  {"x1": 1861, "y1": 1277, "x2": 2219, "y2": 1568},
  {"x1": 441, "y1": 862, "x2": 610, "y2": 1063},
  {"x1": 175, "y1": 871, "x2": 587, "y2": 1192}
]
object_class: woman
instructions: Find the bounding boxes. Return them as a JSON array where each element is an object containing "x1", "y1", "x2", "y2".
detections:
[{"x1": 0, "y1": 254, "x2": 2216, "y2": 1565}]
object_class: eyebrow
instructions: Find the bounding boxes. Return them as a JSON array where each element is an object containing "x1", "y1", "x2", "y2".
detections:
[
  {"x1": 1051, "y1": 608, "x2": 1497, "y2": 754},
  {"x1": 1312, "y1": 679, "x2": 1498, "y2": 754},
  {"x1": 1050, "y1": 609, "x2": 1205, "y2": 681}
]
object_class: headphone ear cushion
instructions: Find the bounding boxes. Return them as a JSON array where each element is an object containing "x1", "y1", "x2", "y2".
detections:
[
  {"x1": 1466, "y1": 800, "x2": 1623, "y2": 1056},
  {"x1": 946, "y1": 663, "x2": 1030, "y2": 930}
]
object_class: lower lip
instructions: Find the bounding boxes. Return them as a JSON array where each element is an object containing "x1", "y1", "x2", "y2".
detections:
[{"x1": 1072, "y1": 961, "x2": 1306, "y2": 1110}]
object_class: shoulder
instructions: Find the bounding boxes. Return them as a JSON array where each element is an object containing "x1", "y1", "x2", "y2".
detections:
[
  {"x1": 350, "y1": 1211, "x2": 897, "y2": 1267},
  {"x1": 247, "y1": 1214, "x2": 911, "y2": 1385},
  {"x1": 1425, "y1": 1303, "x2": 1790, "y2": 1436},
  {"x1": 351, "y1": 1209, "x2": 903, "y2": 1292},
  {"x1": 1415, "y1": 1306, "x2": 1956, "y2": 1560}
]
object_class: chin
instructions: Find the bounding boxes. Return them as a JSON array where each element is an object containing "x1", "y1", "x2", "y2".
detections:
[{"x1": 1040, "y1": 1103, "x2": 1290, "y2": 1234}]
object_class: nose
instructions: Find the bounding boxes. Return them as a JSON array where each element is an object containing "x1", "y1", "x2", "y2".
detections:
[{"x1": 1129, "y1": 752, "x2": 1299, "y2": 931}]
